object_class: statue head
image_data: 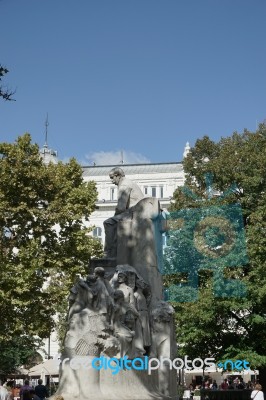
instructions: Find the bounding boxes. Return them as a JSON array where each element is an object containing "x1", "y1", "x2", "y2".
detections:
[
  {"x1": 109, "y1": 167, "x2": 125, "y2": 185},
  {"x1": 117, "y1": 271, "x2": 127, "y2": 283},
  {"x1": 94, "y1": 267, "x2": 105, "y2": 278}
]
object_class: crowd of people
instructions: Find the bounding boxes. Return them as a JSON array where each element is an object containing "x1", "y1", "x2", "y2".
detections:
[
  {"x1": 187, "y1": 377, "x2": 260, "y2": 391},
  {"x1": 0, "y1": 379, "x2": 64, "y2": 400},
  {"x1": 184, "y1": 378, "x2": 264, "y2": 400}
]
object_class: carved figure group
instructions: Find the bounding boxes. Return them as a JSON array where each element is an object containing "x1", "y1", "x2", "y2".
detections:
[{"x1": 64, "y1": 264, "x2": 154, "y2": 360}]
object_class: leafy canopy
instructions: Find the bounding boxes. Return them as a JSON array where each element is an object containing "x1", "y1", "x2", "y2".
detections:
[
  {"x1": 0, "y1": 133, "x2": 102, "y2": 374},
  {"x1": 166, "y1": 125, "x2": 266, "y2": 371}
]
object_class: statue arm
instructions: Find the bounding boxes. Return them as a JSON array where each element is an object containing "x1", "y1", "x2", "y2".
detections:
[
  {"x1": 68, "y1": 284, "x2": 79, "y2": 305},
  {"x1": 129, "y1": 288, "x2": 137, "y2": 307},
  {"x1": 115, "y1": 187, "x2": 131, "y2": 214},
  {"x1": 78, "y1": 280, "x2": 89, "y2": 290},
  {"x1": 128, "y1": 294, "x2": 140, "y2": 317}
]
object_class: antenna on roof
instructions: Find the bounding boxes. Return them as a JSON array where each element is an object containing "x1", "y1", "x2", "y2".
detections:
[
  {"x1": 44, "y1": 113, "x2": 49, "y2": 148},
  {"x1": 120, "y1": 150, "x2": 124, "y2": 164}
]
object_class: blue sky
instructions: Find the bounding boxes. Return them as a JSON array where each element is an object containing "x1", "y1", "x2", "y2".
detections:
[{"x1": 0, "y1": 0, "x2": 265, "y2": 165}]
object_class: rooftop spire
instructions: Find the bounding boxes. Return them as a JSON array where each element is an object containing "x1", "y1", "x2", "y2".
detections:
[
  {"x1": 44, "y1": 113, "x2": 49, "y2": 148},
  {"x1": 120, "y1": 150, "x2": 124, "y2": 164},
  {"x1": 39, "y1": 114, "x2": 58, "y2": 165}
]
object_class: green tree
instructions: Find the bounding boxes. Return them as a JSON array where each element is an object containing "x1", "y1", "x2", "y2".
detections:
[
  {"x1": 0, "y1": 65, "x2": 15, "y2": 101},
  {"x1": 0, "y1": 336, "x2": 43, "y2": 376},
  {"x1": 166, "y1": 125, "x2": 266, "y2": 386},
  {"x1": 0, "y1": 133, "x2": 102, "y2": 375}
]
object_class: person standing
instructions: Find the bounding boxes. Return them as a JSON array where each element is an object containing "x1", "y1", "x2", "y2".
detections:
[
  {"x1": 19, "y1": 380, "x2": 32, "y2": 400},
  {"x1": 0, "y1": 382, "x2": 8, "y2": 400},
  {"x1": 221, "y1": 379, "x2": 229, "y2": 390},
  {"x1": 251, "y1": 384, "x2": 264, "y2": 400},
  {"x1": 34, "y1": 380, "x2": 47, "y2": 400}
]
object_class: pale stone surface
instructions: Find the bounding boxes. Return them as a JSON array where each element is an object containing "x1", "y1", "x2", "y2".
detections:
[
  {"x1": 116, "y1": 196, "x2": 164, "y2": 301},
  {"x1": 134, "y1": 280, "x2": 151, "y2": 347},
  {"x1": 150, "y1": 301, "x2": 178, "y2": 397}
]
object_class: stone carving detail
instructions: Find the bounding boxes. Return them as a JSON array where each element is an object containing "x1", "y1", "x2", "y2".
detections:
[
  {"x1": 150, "y1": 301, "x2": 177, "y2": 397},
  {"x1": 134, "y1": 279, "x2": 151, "y2": 348},
  {"x1": 111, "y1": 289, "x2": 135, "y2": 358}
]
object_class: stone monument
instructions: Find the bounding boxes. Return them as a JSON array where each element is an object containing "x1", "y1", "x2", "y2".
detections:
[{"x1": 53, "y1": 167, "x2": 177, "y2": 400}]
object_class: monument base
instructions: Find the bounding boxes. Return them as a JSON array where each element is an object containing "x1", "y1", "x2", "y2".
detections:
[{"x1": 53, "y1": 363, "x2": 177, "y2": 400}]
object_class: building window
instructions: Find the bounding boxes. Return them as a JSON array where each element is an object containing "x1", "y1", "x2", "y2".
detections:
[
  {"x1": 110, "y1": 187, "x2": 117, "y2": 201},
  {"x1": 93, "y1": 227, "x2": 102, "y2": 239},
  {"x1": 143, "y1": 186, "x2": 164, "y2": 198}
]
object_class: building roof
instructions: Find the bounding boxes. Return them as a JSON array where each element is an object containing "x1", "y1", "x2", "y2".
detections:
[
  {"x1": 82, "y1": 162, "x2": 183, "y2": 177},
  {"x1": 39, "y1": 145, "x2": 58, "y2": 165},
  {"x1": 28, "y1": 358, "x2": 59, "y2": 376}
]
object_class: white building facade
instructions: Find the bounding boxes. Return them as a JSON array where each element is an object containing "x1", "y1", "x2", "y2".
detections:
[{"x1": 82, "y1": 162, "x2": 185, "y2": 245}]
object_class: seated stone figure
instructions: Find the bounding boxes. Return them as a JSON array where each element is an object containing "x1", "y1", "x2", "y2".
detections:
[
  {"x1": 103, "y1": 168, "x2": 164, "y2": 302},
  {"x1": 103, "y1": 167, "x2": 144, "y2": 258}
]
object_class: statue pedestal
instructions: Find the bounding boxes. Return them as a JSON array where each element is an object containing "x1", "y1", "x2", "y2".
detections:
[
  {"x1": 53, "y1": 358, "x2": 177, "y2": 400},
  {"x1": 100, "y1": 367, "x2": 176, "y2": 400}
]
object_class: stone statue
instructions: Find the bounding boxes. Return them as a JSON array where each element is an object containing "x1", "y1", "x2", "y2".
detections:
[
  {"x1": 103, "y1": 167, "x2": 144, "y2": 258},
  {"x1": 115, "y1": 271, "x2": 136, "y2": 307},
  {"x1": 102, "y1": 168, "x2": 165, "y2": 301},
  {"x1": 57, "y1": 275, "x2": 120, "y2": 400},
  {"x1": 54, "y1": 168, "x2": 178, "y2": 399},
  {"x1": 93, "y1": 267, "x2": 114, "y2": 321},
  {"x1": 112, "y1": 270, "x2": 145, "y2": 357},
  {"x1": 150, "y1": 301, "x2": 177, "y2": 397},
  {"x1": 111, "y1": 290, "x2": 135, "y2": 358},
  {"x1": 94, "y1": 267, "x2": 114, "y2": 297},
  {"x1": 134, "y1": 279, "x2": 151, "y2": 348},
  {"x1": 68, "y1": 275, "x2": 96, "y2": 321}
]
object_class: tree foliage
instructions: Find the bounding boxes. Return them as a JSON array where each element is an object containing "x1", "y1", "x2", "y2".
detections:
[
  {"x1": 166, "y1": 125, "x2": 266, "y2": 375},
  {"x1": 0, "y1": 133, "x2": 102, "y2": 374}
]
